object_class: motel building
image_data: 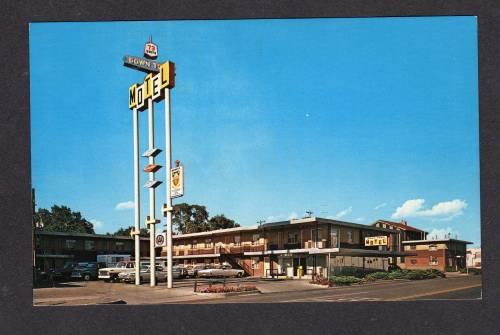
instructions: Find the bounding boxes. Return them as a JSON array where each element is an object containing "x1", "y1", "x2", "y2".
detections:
[
  {"x1": 402, "y1": 239, "x2": 472, "y2": 272},
  {"x1": 161, "y1": 217, "x2": 413, "y2": 278}
]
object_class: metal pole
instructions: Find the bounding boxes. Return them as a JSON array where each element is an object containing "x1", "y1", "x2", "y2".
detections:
[
  {"x1": 148, "y1": 98, "x2": 156, "y2": 287},
  {"x1": 133, "y1": 107, "x2": 141, "y2": 286},
  {"x1": 165, "y1": 88, "x2": 173, "y2": 289}
]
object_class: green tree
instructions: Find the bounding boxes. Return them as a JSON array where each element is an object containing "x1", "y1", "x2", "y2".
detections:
[
  {"x1": 172, "y1": 203, "x2": 209, "y2": 234},
  {"x1": 208, "y1": 214, "x2": 240, "y2": 230},
  {"x1": 112, "y1": 226, "x2": 149, "y2": 237},
  {"x1": 34, "y1": 205, "x2": 95, "y2": 234}
]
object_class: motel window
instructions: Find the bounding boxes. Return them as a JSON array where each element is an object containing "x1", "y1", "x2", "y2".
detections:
[
  {"x1": 429, "y1": 244, "x2": 437, "y2": 251},
  {"x1": 330, "y1": 228, "x2": 339, "y2": 248},
  {"x1": 287, "y1": 232, "x2": 299, "y2": 244},
  {"x1": 234, "y1": 235, "x2": 241, "y2": 246},
  {"x1": 347, "y1": 230, "x2": 353, "y2": 243},
  {"x1": 115, "y1": 241, "x2": 125, "y2": 251},
  {"x1": 204, "y1": 239, "x2": 212, "y2": 248},
  {"x1": 84, "y1": 240, "x2": 95, "y2": 251},
  {"x1": 191, "y1": 240, "x2": 197, "y2": 249},
  {"x1": 252, "y1": 234, "x2": 260, "y2": 245},
  {"x1": 429, "y1": 256, "x2": 438, "y2": 265},
  {"x1": 65, "y1": 239, "x2": 76, "y2": 250}
]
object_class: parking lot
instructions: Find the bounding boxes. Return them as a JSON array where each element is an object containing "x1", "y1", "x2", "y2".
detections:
[{"x1": 33, "y1": 273, "x2": 481, "y2": 305}]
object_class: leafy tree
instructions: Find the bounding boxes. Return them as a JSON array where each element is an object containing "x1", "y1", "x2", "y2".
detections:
[
  {"x1": 208, "y1": 214, "x2": 240, "y2": 230},
  {"x1": 34, "y1": 205, "x2": 95, "y2": 234},
  {"x1": 112, "y1": 226, "x2": 149, "y2": 237},
  {"x1": 172, "y1": 203, "x2": 210, "y2": 234}
]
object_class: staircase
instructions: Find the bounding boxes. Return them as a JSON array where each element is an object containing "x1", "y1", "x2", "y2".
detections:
[{"x1": 219, "y1": 247, "x2": 253, "y2": 276}]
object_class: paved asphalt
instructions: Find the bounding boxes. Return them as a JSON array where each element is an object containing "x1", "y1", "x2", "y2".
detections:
[
  {"x1": 184, "y1": 275, "x2": 481, "y2": 303},
  {"x1": 33, "y1": 274, "x2": 481, "y2": 305}
]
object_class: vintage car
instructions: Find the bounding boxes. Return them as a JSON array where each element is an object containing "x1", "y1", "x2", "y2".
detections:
[
  {"x1": 185, "y1": 264, "x2": 210, "y2": 278},
  {"x1": 197, "y1": 265, "x2": 244, "y2": 278},
  {"x1": 120, "y1": 265, "x2": 186, "y2": 283},
  {"x1": 71, "y1": 262, "x2": 104, "y2": 281},
  {"x1": 98, "y1": 261, "x2": 136, "y2": 282}
]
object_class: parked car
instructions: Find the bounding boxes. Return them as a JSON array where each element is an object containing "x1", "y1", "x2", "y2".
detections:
[
  {"x1": 121, "y1": 265, "x2": 186, "y2": 283},
  {"x1": 52, "y1": 261, "x2": 78, "y2": 281},
  {"x1": 197, "y1": 265, "x2": 244, "y2": 278},
  {"x1": 71, "y1": 262, "x2": 105, "y2": 281},
  {"x1": 186, "y1": 264, "x2": 209, "y2": 278},
  {"x1": 98, "y1": 261, "x2": 136, "y2": 282}
]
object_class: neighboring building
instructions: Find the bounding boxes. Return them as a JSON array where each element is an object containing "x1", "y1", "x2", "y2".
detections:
[
  {"x1": 466, "y1": 247, "x2": 481, "y2": 268},
  {"x1": 371, "y1": 219, "x2": 428, "y2": 268},
  {"x1": 161, "y1": 217, "x2": 412, "y2": 278},
  {"x1": 402, "y1": 239, "x2": 472, "y2": 272},
  {"x1": 34, "y1": 231, "x2": 152, "y2": 272}
]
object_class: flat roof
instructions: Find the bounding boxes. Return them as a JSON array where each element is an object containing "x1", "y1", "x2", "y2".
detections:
[
  {"x1": 173, "y1": 217, "x2": 394, "y2": 240},
  {"x1": 35, "y1": 230, "x2": 150, "y2": 241},
  {"x1": 402, "y1": 239, "x2": 472, "y2": 244}
]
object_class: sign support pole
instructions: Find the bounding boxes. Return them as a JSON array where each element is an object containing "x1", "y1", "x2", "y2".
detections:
[
  {"x1": 148, "y1": 98, "x2": 156, "y2": 287},
  {"x1": 165, "y1": 88, "x2": 173, "y2": 289},
  {"x1": 133, "y1": 107, "x2": 141, "y2": 286}
]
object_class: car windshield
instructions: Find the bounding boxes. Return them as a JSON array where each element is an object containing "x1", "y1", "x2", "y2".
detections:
[{"x1": 115, "y1": 262, "x2": 127, "y2": 268}]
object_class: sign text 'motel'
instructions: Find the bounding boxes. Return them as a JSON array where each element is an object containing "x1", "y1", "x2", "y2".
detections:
[
  {"x1": 129, "y1": 61, "x2": 175, "y2": 111},
  {"x1": 123, "y1": 55, "x2": 163, "y2": 73}
]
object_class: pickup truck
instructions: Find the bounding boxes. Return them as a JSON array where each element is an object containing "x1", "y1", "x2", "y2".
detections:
[
  {"x1": 98, "y1": 261, "x2": 136, "y2": 282},
  {"x1": 197, "y1": 265, "x2": 244, "y2": 278}
]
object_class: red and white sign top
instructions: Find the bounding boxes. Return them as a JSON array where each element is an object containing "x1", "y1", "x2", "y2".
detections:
[{"x1": 144, "y1": 42, "x2": 158, "y2": 59}]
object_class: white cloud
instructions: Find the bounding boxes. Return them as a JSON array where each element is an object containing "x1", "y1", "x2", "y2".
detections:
[
  {"x1": 288, "y1": 211, "x2": 298, "y2": 220},
  {"x1": 427, "y1": 227, "x2": 460, "y2": 240},
  {"x1": 335, "y1": 206, "x2": 352, "y2": 219},
  {"x1": 90, "y1": 219, "x2": 104, "y2": 231},
  {"x1": 115, "y1": 201, "x2": 135, "y2": 210},
  {"x1": 374, "y1": 202, "x2": 387, "y2": 210},
  {"x1": 266, "y1": 215, "x2": 285, "y2": 222},
  {"x1": 391, "y1": 199, "x2": 467, "y2": 220},
  {"x1": 355, "y1": 217, "x2": 365, "y2": 222}
]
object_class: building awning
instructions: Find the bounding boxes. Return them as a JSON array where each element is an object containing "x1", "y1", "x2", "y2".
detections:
[
  {"x1": 245, "y1": 248, "x2": 415, "y2": 257},
  {"x1": 173, "y1": 253, "x2": 220, "y2": 259}
]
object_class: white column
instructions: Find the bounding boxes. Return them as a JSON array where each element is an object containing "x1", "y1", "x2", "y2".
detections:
[
  {"x1": 148, "y1": 98, "x2": 156, "y2": 287},
  {"x1": 165, "y1": 88, "x2": 173, "y2": 289},
  {"x1": 133, "y1": 108, "x2": 141, "y2": 286}
]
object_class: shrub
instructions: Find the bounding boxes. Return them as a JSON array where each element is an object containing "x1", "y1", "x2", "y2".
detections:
[
  {"x1": 330, "y1": 276, "x2": 365, "y2": 286},
  {"x1": 199, "y1": 285, "x2": 257, "y2": 293},
  {"x1": 365, "y1": 272, "x2": 390, "y2": 281}
]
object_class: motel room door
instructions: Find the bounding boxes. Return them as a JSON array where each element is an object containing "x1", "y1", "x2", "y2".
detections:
[{"x1": 293, "y1": 256, "x2": 307, "y2": 277}]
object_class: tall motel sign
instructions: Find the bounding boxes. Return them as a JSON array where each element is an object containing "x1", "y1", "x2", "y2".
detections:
[{"x1": 124, "y1": 38, "x2": 184, "y2": 288}]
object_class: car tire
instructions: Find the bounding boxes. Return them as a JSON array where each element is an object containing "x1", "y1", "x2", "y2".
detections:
[
  {"x1": 83, "y1": 274, "x2": 91, "y2": 281},
  {"x1": 236, "y1": 272, "x2": 243, "y2": 278},
  {"x1": 111, "y1": 275, "x2": 118, "y2": 283}
]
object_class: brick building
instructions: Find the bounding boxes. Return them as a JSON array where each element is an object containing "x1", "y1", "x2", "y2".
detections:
[
  {"x1": 402, "y1": 239, "x2": 472, "y2": 272},
  {"x1": 161, "y1": 217, "x2": 412, "y2": 278},
  {"x1": 371, "y1": 219, "x2": 428, "y2": 268}
]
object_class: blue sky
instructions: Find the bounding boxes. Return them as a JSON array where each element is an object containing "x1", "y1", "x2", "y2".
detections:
[{"x1": 30, "y1": 17, "x2": 480, "y2": 246}]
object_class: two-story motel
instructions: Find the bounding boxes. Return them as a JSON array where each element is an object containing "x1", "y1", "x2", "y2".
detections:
[{"x1": 161, "y1": 217, "x2": 413, "y2": 278}]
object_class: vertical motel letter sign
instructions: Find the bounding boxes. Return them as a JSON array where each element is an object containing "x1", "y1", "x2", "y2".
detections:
[{"x1": 129, "y1": 61, "x2": 175, "y2": 111}]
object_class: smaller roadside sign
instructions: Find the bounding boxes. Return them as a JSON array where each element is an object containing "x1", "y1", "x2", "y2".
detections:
[
  {"x1": 365, "y1": 236, "x2": 388, "y2": 247},
  {"x1": 123, "y1": 55, "x2": 162, "y2": 73},
  {"x1": 170, "y1": 166, "x2": 184, "y2": 198},
  {"x1": 155, "y1": 233, "x2": 167, "y2": 248}
]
